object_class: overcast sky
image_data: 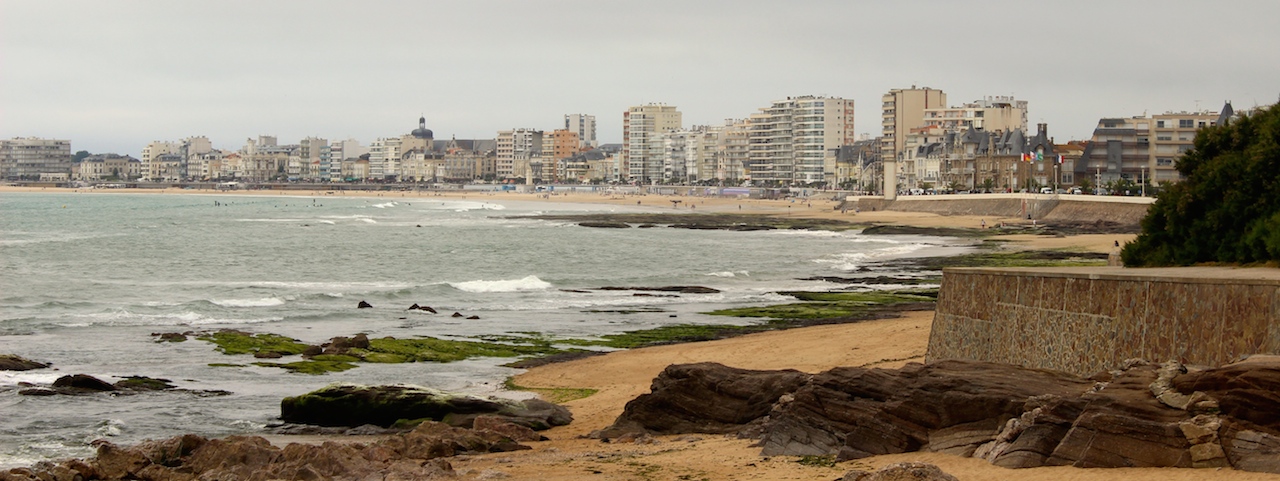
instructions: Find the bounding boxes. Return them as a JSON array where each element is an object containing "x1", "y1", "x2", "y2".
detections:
[{"x1": 3, "y1": 1, "x2": 1278, "y2": 156}]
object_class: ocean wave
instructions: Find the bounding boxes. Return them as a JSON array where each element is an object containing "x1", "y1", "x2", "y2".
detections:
[
  {"x1": 450, "y1": 275, "x2": 552, "y2": 293},
  {"x1": 0, "y1": 371, "x2": 63, "y2": 388},
  {"x1": 233, "y1": 218, "x2": 304, "y2": 222},
  {"x1": 815, "y1": 242, "x2": 936, "y2": 271},
  {"x1": 210, "y1": 298, "x2": 286, "y2": 308},
  {"x1": 63, "y1": 310, "x2": 282, "y2": 327},
  {"x1": 767, "y1": 230, "x2": 845, "y2": 238},
  {"x1": 370, "y1": 202, "x2": 398, "y2": 209},
  {"x1": 318, "y1": 220, "x2": 336, "y2": 225},
  {"x1": 705, "y1": 271, "x2": 749, "y2": 278},
  {"x1": 357, "y1": 218, "x2": 377, "y2": 224}
]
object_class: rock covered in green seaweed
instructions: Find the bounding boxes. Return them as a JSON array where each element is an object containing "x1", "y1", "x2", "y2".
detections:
[{"x1": 280, "y1": 383, "x2": 572, "y2": 429}]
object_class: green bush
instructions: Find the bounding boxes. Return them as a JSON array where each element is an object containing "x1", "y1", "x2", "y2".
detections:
[{"x1": 1122, "y1": 104, "x2": 1280, "y2": 266}]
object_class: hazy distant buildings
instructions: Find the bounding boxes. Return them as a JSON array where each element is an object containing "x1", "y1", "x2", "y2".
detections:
[
  {"x1": 73, "y1": 154, "x2": 140, "y2": 181},
  {"x1": 1, "y1": 137, "x2": 72, "y2": 180},
  {"x1": 622, "y1": 103, "x2": 682, "y2": 183},
  {"x1": 921, "y1": 96, "x2": 1027, "y2": 134},
  {"x1": 564, "y1": 114, "x2": 597, "y2": 148}
]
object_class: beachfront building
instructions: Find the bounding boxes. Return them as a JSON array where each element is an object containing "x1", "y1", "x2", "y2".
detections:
[
  {"x1": 0, "y1": 137, "x2": 72, "y2": 180},
  {"x1": 328, "y1": 138, "x2": 368, "y2": 181},
  {"x1": 140, "y1": 141, "x2": 178, "y2": 181},
  {"x1": 496, "y1": 128, "x2": 542, "y2": 180},
  {"x1": 718, "y1": 119, "x2": 750, "y2": 183},
  {"x1": 921, "y1": 96, "x2": 1028, "y2": 134},
  {"x1": 239, "y1": 136, "x2": 294, "y2": 182},
  {"x1": 71, "y1": 154, "x2": 140, "y2": 181},
  {"x1": 745, "y1": 96, "x2": 855, "y2": 185},
  {"x1": 622, "y1": 103, "x2": 682, "y2": 184},
  {"x1": 564, "y1": 113, "x2": 597, "y2": 148},
  {"x1": 1075, "y1": 102, "x2": 1229, "y2": 186},
  {"x1": 881, "y1": 87, "x2": 945, "y2": 198}
]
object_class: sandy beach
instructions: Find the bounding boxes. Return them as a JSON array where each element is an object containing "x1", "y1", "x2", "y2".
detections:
[{"x1": 3, "y1": 185, "x2": 1188, "y2": 479}]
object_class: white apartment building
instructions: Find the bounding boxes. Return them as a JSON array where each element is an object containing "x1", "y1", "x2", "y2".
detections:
[
  {"x1": 746, "y1": 96, "x2": 854, "y2": 185},
  {"x1": 369, "y1": 137, "x2": 402, "y2": 181},
  {"x1": 623, "y1": 104, "x2": 682, "y2": 183},
  {"x1": 496, "y1": 129, "x2": 543, "y2": 179},
  {"x1": 718, "y1": 119, "x2": 750, "y2": 182},
  {"x1": 329, "y1": 138, "x2": 368, "y2": 181},
  {"x1": 140, "y1": 141, "x2": 178, "y2": 181},
  {"x1": 0, "y1": 137, "x2": 72, "y2": 180},
  {"x1": 564, "y1": 113, "x2": 597, "y2": 148}
]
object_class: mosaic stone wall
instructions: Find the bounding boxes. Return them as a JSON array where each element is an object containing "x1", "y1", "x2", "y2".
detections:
[{"x1": 926, "y1": 267, "x2": 1280, "y2": 376}]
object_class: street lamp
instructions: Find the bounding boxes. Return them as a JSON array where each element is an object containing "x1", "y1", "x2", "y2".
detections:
[{"x1": 1140, "y1": 165, "x2": 1147, "y2": 197}]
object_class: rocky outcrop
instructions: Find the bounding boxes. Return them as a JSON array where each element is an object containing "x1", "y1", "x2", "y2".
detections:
[
  {"x1": 19, "y1": 374, "x2": 232, "y2": 397},
  {"x1": 357, "y1": 300, "x2": 373, "y2": 308},
  {"x1": 0, "y1": 354, "x2": 48, "y2": 371},
  {"x1": 594, "y1": 362, "x2": 810, "y2": 439},
  {"x1": 598, "y1": 358, "x2": 1280, "y2": 473},
  {"x1": 280, "y1": 383, "x2": 572, "y2": 430},
  {"x1": 841, "y1": 462, "x2": 959, "y2": 481},
  {"x1": 1, "y1": 420, "x2": 538, "y2": 481}
]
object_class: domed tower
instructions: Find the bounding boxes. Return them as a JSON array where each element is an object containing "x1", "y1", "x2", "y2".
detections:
[{"x1": 411, "y1": 116, "x2": 434, "y2": 140}]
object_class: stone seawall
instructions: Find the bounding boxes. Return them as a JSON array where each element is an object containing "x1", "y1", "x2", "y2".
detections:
[
  {"x1": 926, "y1": 266, "x2": 1280, "y2": 376},
  {"x1": 854, "y1": 195, "x2": 1150, "y2": 225}
]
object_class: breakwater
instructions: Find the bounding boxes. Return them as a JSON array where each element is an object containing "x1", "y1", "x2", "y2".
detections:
[{"x1": 926, "y1": 266, "x2": 1280, "y2": 376}]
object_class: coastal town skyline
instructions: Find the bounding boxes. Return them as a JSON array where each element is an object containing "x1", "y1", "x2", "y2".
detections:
[{"x1": 3, "y1": 1, "x2": 1279, "y2": 156}]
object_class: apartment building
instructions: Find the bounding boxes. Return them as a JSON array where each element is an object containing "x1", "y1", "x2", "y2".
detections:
[
  {"x1": 0, "y1": 137, "x2": 72, "y2": 180},
  {"x1": 564, "y1": 114, "x2": 597, "y2": 148},
  {"x1": 921, "y1": 96, "x2": 1027, "y2": 134},
  {"x1": 140, "y1": 141, "x2": 178, "y2": 181},
  {"x1": 1075, "y1": 102, "x2": 1229, "y2": 185},
  {"x1": 881, "y1": 87, "x2": 946, "y2": 163},
  {"x1": 496, "y1": 128, "x2": 543, "y2": 179},
  {"x1": 73, "y1": 154, "x2": 141, "y2": 181},
  {"x1": 718, "y1": 119, "x2": 750, "y2": 183},
  {"x1": 745, "y1": 96, "x2": 854, "y2": 185},
  {"x1": 622, "y1": 103, "x2": 682, "y2": 183}
]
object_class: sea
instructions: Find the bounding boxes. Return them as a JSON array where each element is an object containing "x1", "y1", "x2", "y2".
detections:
[{"x1": 0, "y1": 191, "x2": 971, "y2": 466}]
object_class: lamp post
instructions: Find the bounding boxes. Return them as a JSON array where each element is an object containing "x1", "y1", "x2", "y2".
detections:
[{"x1": 1141, "y1": 165, "x2": 1147, "y2": 197}]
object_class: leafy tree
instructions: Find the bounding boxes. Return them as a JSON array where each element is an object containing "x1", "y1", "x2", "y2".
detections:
[
  {"x1": 1122, "y1": 104, "x2": 1280, "y2": 266},
  {"x1": 73, "y1": 150, "x2": 91, "y2": 162}
]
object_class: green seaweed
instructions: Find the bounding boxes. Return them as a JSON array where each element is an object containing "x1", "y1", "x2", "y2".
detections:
[
  {"x1": 351, "y1": 336, "x2": 563, "y2": 363},
  {"x1": 197, "y1": 330, "x2": 310, "y2": 356},
  {"x1": 253, "y1": 360, "x2": 358, "y2": 374},
  {"x1": 705, "y1": 290, "x2": 934, "y2": 320},
  {"x1": 503, "y1": 378, "x2": 599, "y2": 404}
]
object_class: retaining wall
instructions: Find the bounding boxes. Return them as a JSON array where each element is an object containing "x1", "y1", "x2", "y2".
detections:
[
  {"x1": 854, "y1": 194, "x2": 1151, "y2": 225},
  {"x1": 926, "y1": 266, "x2": 1280, "y2": 376}
]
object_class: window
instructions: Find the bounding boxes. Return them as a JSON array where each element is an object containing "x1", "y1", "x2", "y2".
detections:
[
  {"x1": 1179, "y1": 119, "x2": 1194, "y2": 128},
  {"x1": 1157, "y1": 120, "x2": 1166, "y2": 128},
  {"x1": 1157, "y1": 158, "x2": 1174, "y2": 166}
]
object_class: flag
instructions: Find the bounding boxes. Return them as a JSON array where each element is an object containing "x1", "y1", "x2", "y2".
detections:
[
  {"x1": 1036, "y1": 152, "x2": 1044, "y2": 161},
  {"x1": 1057, "y1": 154, "x2": 1064, "y2": 164}
]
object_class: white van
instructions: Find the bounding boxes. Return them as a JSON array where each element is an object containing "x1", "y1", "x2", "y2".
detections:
[{"x1": 1040, "y1": 187, "x2": 1053, "y2": 194}]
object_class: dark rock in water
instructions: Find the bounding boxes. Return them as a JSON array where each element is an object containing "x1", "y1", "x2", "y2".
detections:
[
  {"x1": 0, "y1": 354, "x2": 49, "y2": 371},
  {"x1": 466, "y1": 315, "x2": 480, "y2": 320},
  {"x1": 113, "y1": 376, "x2": 176, "y2": 391},
  {"x1": 633, "y1": 293, "x2": 678, "y2": 298},
  {"x1": 150, "y1": 332, "x2": 188, "y2": 342},
  {"x1": 53, "y1": 374, "x2": 117, "y2": 392},
  {"x1": 302, "y1": 345, "x2": 323, "y2": 357},
  {"x1": 409, "y1": 303, "x2": 420, "y2": 310},
  {"x1": 578, "y1": 221, "x2": 631, "y2": 228},
  {"x1": 560, "y1": 289, "x2": 591, "y2": 293},
  {"x1": 280, "y1": 384, "x2": 572, "y2": 430},
  {"x1": 357, "y1": 300, "x2": 373, "y2": 308},
  {"x1": 420, "y1": 305, "x2": 438, "y2": 314},
  {"x1": 451, "y1": 312, "x2": 464, "y2": 318},
  {"x1": 593, "y1": 362, "x2": 809, "y2": 439},
  {"x1": 18, "y1": 387, "x2": 58, "y2": 396},
  {"x1": 253, "y1": 351, "x2": 284, "y2": 359},
  {"x1": 350, "y1": 333, "x2": 370, "y2": 349}
]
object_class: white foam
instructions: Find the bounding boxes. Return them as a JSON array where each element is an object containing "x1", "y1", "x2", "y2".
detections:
[
  {"x1": 358, "y1": 218, "x2": 377, "y2": 224},
  {"x1": 768, "y1": 230, "x2": 845, "y2": 238},
  {"x1": 371, "y1": 202, "x2": 398, "y2": 209},
  {"x1": 318, "y1": 220, "x2": 336, "y2": 225},
  {"x1": 210, "y1": 298, "x2": 286, "y2": 308},
  {"x1": 64, "y1": 310, "x2": 282, "y2": 327},
  {"x1": 450, "y1": 275, "x2": 552, "y2": 293},
  {"x1": 706, "y1": 270, "x2": 750, "y2": 278}
]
